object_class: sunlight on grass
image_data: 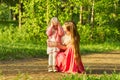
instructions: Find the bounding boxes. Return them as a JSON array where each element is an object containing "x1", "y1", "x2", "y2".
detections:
[
  {"x1": 0, "y1": 42, "x2": 120, "y2": 60},
  {"x1": 0, "y1": 71, "x2": 119, "y2": 80},
  {"x1": 62, "y1": 72, "x2": 120, "y2": 80},
  {"x1": 81, "y1": 42, "x2": 120, "y2": 53},
  {"x1": 0, "y1": 42, "x2": 47, "y2": 60}
]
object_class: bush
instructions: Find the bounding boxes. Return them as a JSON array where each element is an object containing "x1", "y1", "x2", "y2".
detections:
[{"x1": 77, "y1": 24, "x2": 120, "y2": 44}]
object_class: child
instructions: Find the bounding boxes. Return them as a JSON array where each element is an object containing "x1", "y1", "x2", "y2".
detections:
[{"x1": 46, "y1": 17, "x2": 64, "y2": 72}]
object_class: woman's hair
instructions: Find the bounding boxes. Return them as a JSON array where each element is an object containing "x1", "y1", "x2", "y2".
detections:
[{"x1": 64, "y1": 21, "x2": 81, "y2": 63}]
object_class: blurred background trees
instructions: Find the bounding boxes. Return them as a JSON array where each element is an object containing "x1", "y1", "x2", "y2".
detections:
[{"x1": 0, "y1": 0, "x2": 120, "y2": 44}]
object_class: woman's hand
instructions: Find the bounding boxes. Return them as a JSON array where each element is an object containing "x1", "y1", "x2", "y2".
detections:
[
  {"x1": 66, "y1": 43, "x2": 72, "y2": 48},
  {"x1": 56, "y1": 43, "x2": 61, "y2": 48},
  {"x1": 57, "y1": 43, "x2": 67, "y2": 50}
]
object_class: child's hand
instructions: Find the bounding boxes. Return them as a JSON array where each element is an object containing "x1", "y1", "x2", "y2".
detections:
[
  {"x1": 52, "y1": 21, "x2": 58, "y2": 28},
  {"x1": 50, "y1": 22, "x2": 54, "y2": 27},
  {"x1": 47, "y1": 41, "x2": 57, "y2": 47}
]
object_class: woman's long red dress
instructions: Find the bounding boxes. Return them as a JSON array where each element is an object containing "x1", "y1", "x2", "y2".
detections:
[{"x1": 56, "y1": 45, "x2": 85, "y2": 73}]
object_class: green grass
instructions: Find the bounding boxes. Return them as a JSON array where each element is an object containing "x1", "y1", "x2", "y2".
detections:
[
  {"x1": 0, "y1": 41, "x2": 120, "y2": 60},
  {"x1": 0, "y1": 42, "x2": 47, "y2": 60},
  {"x1": 0, "y1": 72, "x2": 119, "y2": 80},
  {"x1": 62, "y1": 72, "x2": 120, "y2": 80},
  {"x1": 81, "y1": 42, "x2": 120, "y2": 54}
]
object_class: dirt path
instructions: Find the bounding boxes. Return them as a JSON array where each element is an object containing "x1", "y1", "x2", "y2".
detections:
[{"x1": 0, "y1": 51, "x2": 120, "y2": 80}]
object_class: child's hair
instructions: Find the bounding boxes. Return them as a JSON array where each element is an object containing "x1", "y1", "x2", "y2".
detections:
[
  {"x1": 48, "y1": 17, "x2": 59, "y2": 27},
  {"x1": 50, "y1": 17, "x2": 59, "y2": 25},
  {"x1": 51, "y1": 17, "x2": 58, "y2": 24}
]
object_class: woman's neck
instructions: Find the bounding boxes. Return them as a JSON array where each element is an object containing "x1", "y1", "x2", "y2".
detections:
[{"x1": 66, "y1": 32, "x2": 71, "y2": 36}]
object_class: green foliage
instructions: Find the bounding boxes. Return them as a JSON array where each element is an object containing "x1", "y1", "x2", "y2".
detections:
[
  {"x1": 77, "y1": 24, "x2": 92, "y2": 44},
  {"x1": 95, "y1": 0, "x2": 120, "y2": 27},
  {"x1": 62, "y1": 73, "x2": 120, "y2": 80},
  {"x1": 77, "y1": 24, "x2": 120, "y2": 43},
  {"x1": 0, "y1": 0, "x2": 120, "y2": 45},
  {"x1": 0, "y1": 22, "x2": 120, "y2": 45},
  {"x1": 92, "y1": 26, "x2": 120, "y2": 43},
  {"x1": 0, "y1": 24, "x2": 47, "y2": 44},
  {"x1": 0, "y1": 3, "x2": 9, "y2": 21}
]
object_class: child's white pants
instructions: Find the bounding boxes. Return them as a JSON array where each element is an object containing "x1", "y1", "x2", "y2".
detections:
[{"x1": 48, "y1": 52, "x2": 57, "y2": 66}]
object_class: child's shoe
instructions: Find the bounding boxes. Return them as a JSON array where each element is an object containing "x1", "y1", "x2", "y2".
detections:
[
  {"x1": 48, "y1": 65, "x2": 53, "y2": 72},
  {"x1": 53, "y1": 65, "x2": 57, "y2": 72}
]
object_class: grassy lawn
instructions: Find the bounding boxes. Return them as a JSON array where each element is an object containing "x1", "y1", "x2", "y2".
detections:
[
  {"x1": 81, "y1": 42, "x2": 120, "y2": 54},
  {"x1": 0, "y1": 72, "x2": 119, "y2": 80},
  {"x1": 0, "y1": 42, "x2": 120, "y2": 80},
  {"x1": 62, "y1": 73, "x2": 120, "y2": 80},
  {"x1": 0, "y1": 42, "x2": 47, "y2": 60},
  {"x1": 0, "y1": 42, "x2": 120, "y2": 60}
]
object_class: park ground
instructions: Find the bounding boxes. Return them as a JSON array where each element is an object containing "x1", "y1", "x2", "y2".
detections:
[{"x1": 0, "y1": 51, "x2": 120, "y2": 80}]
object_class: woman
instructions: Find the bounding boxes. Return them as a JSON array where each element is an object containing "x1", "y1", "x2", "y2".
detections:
[{"x1": 56, "y1": 21, "x2": 85, "y2": 74}]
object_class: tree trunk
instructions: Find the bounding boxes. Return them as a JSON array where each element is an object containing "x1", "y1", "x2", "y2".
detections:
[
  {"x1": 0, "y1": 0, "x2": 3, "y2": 3},
  {"x1": 90, "y1": 0, "x2": 95, "y2": 40},
  {"x1": 91, "y1": 0, "x2": 94, "y2": 28},
  {"x1": 19, "y1": 0, "x2": 22, "y2": 28},
  {"x1": 47, "y1": 0, "x2": 49, "y2": 24},
  {"x1": 8, "y1": 5, "x2": 12, "y2": 21},
  {"x1": 80, "y1": 6, "x2": 83, "y2": 24},
  {"x1": 88, "y1": 7, "x2": 91, "y2": 24},
  {"x1": 71, "y1": 6, "x2": 73, "y2": 21},
  {"x1": 56, "y1": 0, "x2": 58, "y2": 18},
  {"x1": 114, "y1": 1, "x2": 117, "y2": 12}
]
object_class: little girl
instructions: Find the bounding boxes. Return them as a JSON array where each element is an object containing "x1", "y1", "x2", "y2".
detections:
[{"x1": 46, "y1": 17, "x2": 64, "y2": 72}]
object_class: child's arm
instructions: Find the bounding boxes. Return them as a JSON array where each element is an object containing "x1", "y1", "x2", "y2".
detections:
[
  {"x1": 46, "y1": 26, "x2": 53, "y2": 36},
  {"x1": 57, "y1": 23, "x2": 64, "y2": 36}
]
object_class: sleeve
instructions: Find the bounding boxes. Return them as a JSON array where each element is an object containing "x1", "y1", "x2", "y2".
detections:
[
  {"x1": 62, "y1": 35, "x2": 71, "y2": 45},
  {"x1": 46, "y1": 26, "x2": 53, "y2": 36},
  {"x1": 61, "y1": 35, "x2": 65, "y2": 45},
  {"x1": 57, "y1": 25, "x2": 64, "y2": 37}
]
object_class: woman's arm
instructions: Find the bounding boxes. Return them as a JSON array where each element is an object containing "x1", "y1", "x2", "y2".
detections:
[{"x1": 57, "y1": 43, "x2": 67, "y2": 50}]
